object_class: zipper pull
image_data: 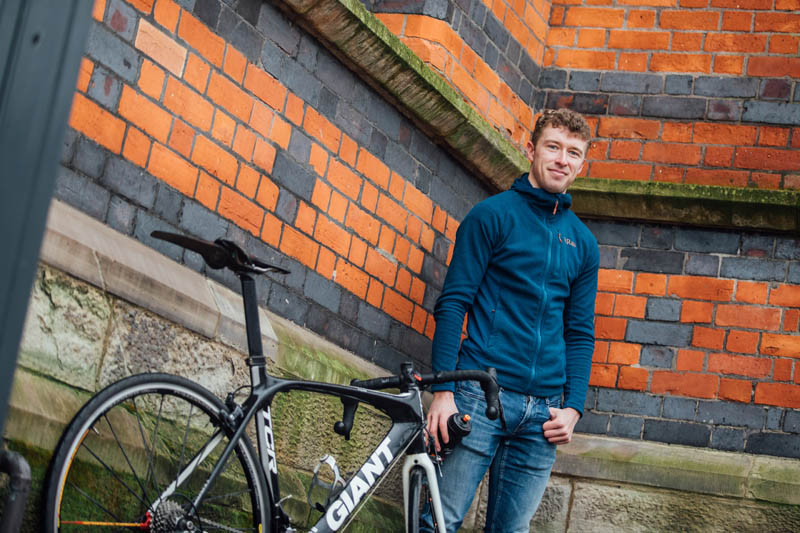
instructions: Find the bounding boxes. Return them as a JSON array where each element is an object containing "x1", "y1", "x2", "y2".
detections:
[{"x1": 553, "y1": 199, "x2": 558, "y2": 215}]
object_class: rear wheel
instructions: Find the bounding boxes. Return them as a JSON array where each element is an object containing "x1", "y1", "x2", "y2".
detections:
[{"x1": 44, "y1": 373, "x2": 269, "y2": 532}]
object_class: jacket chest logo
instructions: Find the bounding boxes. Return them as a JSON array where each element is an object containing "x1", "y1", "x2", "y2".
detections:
[{"x1": 558, "y1": 232, "x2": 576, "y2": 248}]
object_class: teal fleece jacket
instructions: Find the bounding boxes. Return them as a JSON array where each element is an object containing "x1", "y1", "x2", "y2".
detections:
[{"x1": 431, "y1": 174, "x2": 599, "y2": 414}]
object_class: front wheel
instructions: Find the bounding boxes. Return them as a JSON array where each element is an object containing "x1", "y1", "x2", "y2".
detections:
[
  {"x1": 407, "y1": 466, "x2": 425, "y2": 533},
  {"x1": 44, "y1": 373, "x2": 269, "y2": 532}
]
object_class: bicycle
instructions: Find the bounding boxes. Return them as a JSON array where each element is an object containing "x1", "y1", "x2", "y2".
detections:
[{"x1": 44, "y1": 231, "x2": 505, "y2": 533}]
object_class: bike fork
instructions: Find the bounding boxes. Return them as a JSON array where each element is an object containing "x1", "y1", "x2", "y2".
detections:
[{"x1": 402, "y1": 453, "x2": 446, "y2": 533}]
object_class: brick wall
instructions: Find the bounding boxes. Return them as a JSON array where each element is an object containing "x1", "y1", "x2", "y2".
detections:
[{"x1": 56, "y1": 0, "x2": 800, "y2": 459}]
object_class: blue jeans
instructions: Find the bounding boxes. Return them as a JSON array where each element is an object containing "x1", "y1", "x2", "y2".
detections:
[{"x1": 420, "y1": 380, "x2": 560, "y2": 533}]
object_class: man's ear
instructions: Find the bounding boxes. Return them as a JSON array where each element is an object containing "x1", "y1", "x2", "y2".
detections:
[{"x1": 524, "y1": 140, "x2": 535, "y2": 163}]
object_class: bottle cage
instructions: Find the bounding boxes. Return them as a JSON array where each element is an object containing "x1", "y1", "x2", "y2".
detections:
[{"x1": 307, "y1": 454, "x2": 347, "y2": 513}]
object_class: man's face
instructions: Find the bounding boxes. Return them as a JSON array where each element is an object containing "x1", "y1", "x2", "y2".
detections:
[{"x1": 525, "y1": 126, "x2": 588, "y2": 194}]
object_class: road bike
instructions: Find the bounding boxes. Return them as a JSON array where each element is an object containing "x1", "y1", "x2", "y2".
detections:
[{"x1": 44, "y1": 231, "x2": 504, "y2": 532}]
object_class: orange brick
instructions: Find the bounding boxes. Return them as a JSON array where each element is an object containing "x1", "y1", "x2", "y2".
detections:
[
  {"x1": 671, "y1": 32, "x2": 703, "y2": 52},
  {"x1": 339, "y1": 135, "x2": 358, "y2": 167},
  {"x1": 303, "y1": 107, "x2": 341, "y2": 154},
  {"x1": 388, "y1": 172, "x2": 405, "y2": 200},
  {"x1": 733, "y1": 281, "x2": 768, "y2": 304},
  {"x1": 361, "y1": 182, "x2": 378, "y2": 212},
  {"x1": 718, "y1": 378, "x2": 752, "y2": 403},
  {"x1": 759, "y1": 126, "x2": 790, "y2": 147},
  {"x1": 349, "y1": 237, "x2": 367, "y2": 267},
  {"x1": 236, "y1": 164, "x2": 260, "y2": 198},
  {"x1": 706, "y1": 33, "x2": 767, "y2": 53},
  {"x1": 642, "y1": 142, "x2": 701, "y2": 165},
  {"x1": 410, "y1": 277, "x2": 425, "y2": 305},
  {"x1": 138, "y1": 59, "x2": 165, "y2": 99},
  {"x1": 653, "y1": 166, "x2": 684, "y2": 183},
  {"x1": 406, "y1": 214, "x2": 422, "y2": 242},
  {"x1": 726, "y1": 330, "x2": 759, "y2": 354},
  {"x1": 378, "y1": 225, "x2": 396, "y2": 254},
  {"x1": 365, "y1": 248, "x2": 398, "y2": 286},
  {"x1": 618, "y1": 52, "x2": 648, "y2": 72},
  {"x1": 651, "y1": 371, "x2": 718, "y2": 399},
  {"x1": 634, "y1": 273, "x2": 667, "y2": 296},
  {"x1": 164, "y1": 76, "x2": 213, "y2": 131},
  {"x1": 593, "y1": 341, "x2": 610, "y2": 363},
  {"x1": 704, "y1": 146, "x2": 734, "y2": 167},
  {"x1": 597, "y1": 117, "x2": 661, "y2": 139},
  {"x1": 395, "y1": 268, "x2": 412, "y2": 296},
  {"x1": 595, "y1": 293, "x2": 615, "y2": 316},
  {"x1": 69, "y1": 93, "x2": 126, "y2": 153},
  {"x1": 249, "y1": 102, "x2": 274, "y2": 139},
  {"x1": 92, "y1": 0, "x2": 105, "y2": 21},
  {"x1": 660, "y1": 10, "x2": 719, "y2": 30},
  {"x1": 445, "y1": 216, "x2": 459, "y2": 242},
  {"x1": 662, "y1": 123, "x2": 692, "y2": 143},
  {"x1": 770, "y1": 284, "x2": 800, "y2": 308},
  {"x1": 411, "y1": 305, "x2": 428, "y2": 334},
  {"x1": 676, "y1": 349, "x2": 705, "y2": 371},
  {"x1": 595, "y1": 316, "x2": 627, "y2": 340},
  {"x1": 365, "y1": 278, "x2": 384, "y2": 308},
  {"x1": 589, "y1": 363, "x2": 618, "y2": 388},
  {"x1": 377, "y1": 194, "x2": 408, "y2": 233},
  {"x1": 311, "y1": 179, "x2": 331, "y2": 211},
  {"x1": 751, "y1": 172, "x2": 781, "y2": 189},
  {"x1": 135, "y1": 19, "x2": 186, "y2": 76},
  {"x1": 118, "y1": 85, "x2": 172, "y2": 144},
  {"x1": 420, "y1": 224, "x2": 435, "y2": 253},
  {"x1": 722, "y1": 11, "x2": 752, "y2": 32},
  {"x1": 76, "y1": 58, "x2": 93, "y2": 93},
  {"x1": 431, "y1": 206, "x2": 448, "y2": 235},
  {"x1": 195, "y1": 171, "x2": 220, "y2": 210},
  {"x1": 328, "y1": 192, "x2": 348, "y2": 223},
  {"x1": 669, "y1": 276, "x2": 734, "y2": 302},
  {"x1": 555, "y1": 49, "x2": 616, "y2": 70},
  {"x1": 315, "y1": 215, "x2": 351, "y2": 257},
  {"x1": 685, "y1": 169, "x2": 749, "y2": 187},
  {"x1": 598, "y1": 269, "x2": 634, "y2": 293},
  {"x1": 233, "y1": 126, "x2": 256, "y2": 161},
  {"x1": 317, "y1": 247, "x2": 337, "y2": 279},
  {"x1": 253, "y1": 139, "x2": 276, "y2": 174},
  {"x1": 754, "y1": 382, "x2": 800, "y2": 409},
  {"x1": 260, "y1": 212, "x2": 282, "y2": 248},
  {"x1": 408, "y1": 245, "x2": 424, "y2": 274},
  {"x1": 255, "y1": 174, "x2": 279, "y2": 211},
  {"x1": 309, "y1": 142, "x2": 328, "y2": 176},
  {"x1": 785, "y1": 309, "x2": 800, "y2": 332},
  {"x1": 154, "y1": 0, "x2": 180, "y2": 32},
  {"x1": 716, "y1": 305, "x2": 781, "y2": 331},
  {"x1": 681, "y1": 300, "x2": 714, "y2": 323},
  {"x1": 281, "y1": 226, "x2": 319, "y2": 270},
  {"x1": 383, "y1": 288, "x2": 414, "y2": 325},
  {"x1": 761, "y1": 333, "x2": 800, "y2": 358},
  {"x1": 285, "y1": 93, "x2": 304, "y2": 126},
  {"x1": 211, "y1": 109, "x2": 236, "y2": 146},
  {"x1": 692, "y1": 326, "x2": 725, "y2": 350},
  {"x1": 208, "y1": 72, "x2": 253, "y2": 122},
  {"x1": 346, "y1": 204, "x2": 381, "y2": 245},
  {"x1": 770, "y1": 35, "x2": 800, "y2": 55},
  {"x1": 709, "y1": 352, "x2": 771, "y2": 378},
  {"x1": 219, "y1": 186, "x2": 264, "y2": 235},
  {"x1": 609, "y1": 140, "x2": 642, "y2": 160},
  {"x1": 356, "y1": 149, "x2": 391, "y2": 189},
  {"x1": 393, "y1": 236, "x2": 411, "y2": 265},
  {"x1": 223, "y1": 45, "x2": 247, "y2": 83},
  {"x1": 168, "y1": 118, "x2": 194, "y2": 158},
  {"x1": 178, "y1": 12, "x2": 224, "y2": 66},
  {"x1": 192, "y1": 135, "x2": 238, "y2": 186},
  {"x1": 547, "y1": 28, "x2": 576, "y2": 47},
  {"x1": 608, "y1": 342, "x2": 640, "y2": 365},
  {"x1": 694, "y1": 123, "x2": 757, "y2": 146},
  {"x1": 774, "y1": 359, "x2": 793, "y2": 381},
  {"x1": 148, "y1": 143, "x2": 198, "y2": 196},
  {"x1": 589, "y1": 161, "x2": 652, "y2": 181},
  {"x1": 564, "y1": 7, "x2": 625, "y2": 27},
  {"x1": 128, "y1": 0, "x2": 154, "y2": 13},
  {"x1": 243, "y1": 64, "x2": 286, "y2": 111},
  {"x1": 268, "y1": 116, "x2": 291, "y2": 150},
  {"x1": 404, "y1": 186, "x2": 433, "y2": 224},
  {"x1": 578, "y1": 28, "x2": 606, "y2": 48},
  {"x1": 123, "y1": 126, "x2": 151, "y2": 167},
  {"x1": 184, "y1": 53, "x2": 210, "y2": 93},
  {"x1": 613, "y1": 294, "x2": 646, "y2": 318},
  {"x1": 650, "y1": 53, "x2": 712, "y2": 73},
  {"x1": 734, "y1": 147, "x2": 800, "y2": 172},
  {"x1": 618, "y1": 366, "x2": 648, "y2": 391},
  {"x1": 608, "y1": 30, "x2": 669, "y2": 50},
  {"x1": 327, "y1": 160, "x2": 362, "y2": 201},
  {"x1": 628, "y1": 9, "x2": 655, "y2": 28}
]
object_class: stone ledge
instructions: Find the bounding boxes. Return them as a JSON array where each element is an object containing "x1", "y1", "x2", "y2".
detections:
[{"x1": 556, "y1": 433, "x2": 800, "y2": 507}]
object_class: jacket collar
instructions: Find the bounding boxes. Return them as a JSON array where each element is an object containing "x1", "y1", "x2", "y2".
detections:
[{"x1": 511, "y1": 174, "x2": 572, "y2": 212}]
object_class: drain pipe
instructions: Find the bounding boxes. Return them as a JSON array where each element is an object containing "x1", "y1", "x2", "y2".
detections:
[{"x1": 0, "y1": 450, "x2": 31, "y2": 532}]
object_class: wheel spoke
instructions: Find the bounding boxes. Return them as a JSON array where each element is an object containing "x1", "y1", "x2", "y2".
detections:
[
  {"x1": 102, "y1": 413, "x2": 152, "y2": 507},
  {"x1": 79, "y1": 442, "x2": 151, "y2": 513}
]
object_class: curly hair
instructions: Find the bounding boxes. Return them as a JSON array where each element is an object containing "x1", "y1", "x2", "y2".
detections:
[{"x1": 530, "y1": 108, "x2": 592, "y2": 146}]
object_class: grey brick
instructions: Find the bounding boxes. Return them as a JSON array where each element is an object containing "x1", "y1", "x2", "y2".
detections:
[
  {"x1": 641, "y1": 226, "x2": 673, "y2": 250},
  {"x1": 236, "y1": 0, "x2": 261, "y2": 26},
  {"x1": 433, "y1": 235, "x2": 450, "y2": 263},
  {"x1": 766, "y1": 408, "x2": 783, "y2": 431},
  {"x1": 711, "y1": 427, "x2": 745, "y2": 452},
  {"x1": 385, "y1": 144, "x2": 416, "y2": 185},
  {"x1": 411, "y1": 131, "x2": 440, "y2": 174},
  {"x1": 74, "y1": 138, "x2": 107, "y2": 179},
  {"x1": 571, "y1": 93, "x2": 609, "y2": 115},
  {"x1": 422, "y1": 255, "x2": 448, "y2": 290},
  {"x1": 575, "y1": 411, "x2": 609, "y2": 435},
  {"x1": 760, "y1": 79, "x2": 791, "y2": 101},
  {"x1": 336, "y1": 103, "x2": 371, "y2": 146},
  {"x1": 338, "y1": 291, "x2": 359, "y2": 323},
  {"x1": 287, "y1": 129, "x2": 312, "y2": 163},
  {"x1": 784, "y1": 410, "x2": 800, "y2": 433},
  {"x1": 357, "y1": 301, "x2": 391, "y2": 339},
  {"x1": 745, "y1": 432, "x2": 800, "y2": 459},
  {"x1": 519, "y1": 79, "x2": 534, "y2": 106},
  {"x1": 598, "y1": 246, "x2": 618, "y2": 269},
  {"x1": 608, "y1": 95, "x2": 640, "y2": 116},
  {"x1": 281, "y1": 60, "x2": 321, "y2": 107},
  {"x1": 257, "y1": 2, "x2": 300, "y2": 56},
  {"x1": 597, "y1": 389, "x2": 661, "y2": 417},
  {"x1": 646, "y1": 298, "x2": 681, "y2": 322},
  {"x1": 107, "y1": 196, "x2": 136, "y2": 235},
  {"x1": 609, "y1": 415, "x2": 643, "y2": 439},
  {"x1": 539, "y1": 69, "x2": 567, "y2": 89},
  {"x1": 194, "y1": 0, "x2": 221, "y2": 27},
  {"x1": 105, "y1": 0, "x2": 137, "y2": 42},
  {"x1": 370, "y1": 129, "x2": 388, "y2": 160},
  {"x1": 389, "y1": 323, "x2": 432, "y2": 360},
  {"x1": 316, "y1": 51, "x2": 356, "y2": 100},
  {"x1": 459, "y1": 20, "x2": 486, "y2": 56},
  {"x1": 663, "y1": 396, "x2": 696, "y2": 420},
  {"x1": 496, "y1": 56, "x2": 520, "y2": 92},
  {"x1": 601, "y1": 73, "x2": 662, "y2": 94},
  {"x1": 789, "y1": 263, "x2": 800, "y2": 284},
  {"x1": 795, "y1": 83, "x2": 800, "y2": 102},
  {"x1": 643, "y1": 419, "x2": 710, "y2": 447},
  {"x1": 686, "y1": 254, "x2": 719, "y2": 276},
  {"x1": 270, "y1": 255, "x2": 306, "y2": 291},
  {"x1": 423, "y1": 284, "x2": 440, "y2": 310},
  {"x1": 55, "y1": 166, "x2": 110, "y2": 221},
  {"x1": 742, "y1": 234, "x2": 775, "y2": 258},
  {"x1": 372, "y1": 340, "x2": 408, "y2": 373},
  {"x1": 519, "y1": 54, "x2": 540, "y2": 83},
  {"x1": 87, "y1": 65, "x2": 123, "y2": 109},
  {"x1": 367, "y1": 96, "x2": 403, "y2": 143},
  {"x1": 675, "y1": 228, "x2": 739, "y2": 254},
  {"x1": 742, "y1": 101, "x2": 800, "y2": 126},
  {"x1": 179, "y1": 201, "x2": 228, "y2": 241},
  {"x1": 641, "y1": 346, "x2": 674, "y2": 369},
  {"x1": 707, "y1": 99, "x2": 742, "y2": 121},
  {"x1": 468, "y1": 0, "x2": 487, "y2": 24},
  {"x1": 585, "y1": 220, "x2": 640, "y2": 246},
  {"x1": 665, "y1": 75, "x2": 693, "y2": 95},
  {"x1": 694, "y1": 76, "x2": 758, "y2": 98},
  {"x1": 620, "y1": 249, "x2": 684, "y2": 274},
  {"x1": 304, "y1": 271, "x2": 341, "y2": 314},
  {"x1": 697, "y1": 401, "x2": 765, "y2": 429},
  {"x1": 720, "y1": 257, "x2": 786, "y2": 281},
  {"x1": 585, "y1": 387, "x2": 598, "y2": 410},
  {"x1": 642, "y1": 96, "x2": 705, "y2": 119},
  {"x1": 273, "y1": 152, "x2": 315, "y2": 201},
  {"x1": 484, "y1": 13, "x2": 508, "y2": 50},
  {"x1": 483, "y1": 43, "x2": 499, "y2": 70},
  {"x1": 569, "y1": 72, "x2": 601, "y2": 92},
  {"x1": 275, "y1": 187, "x2": 298, "y2": 223},
  {"x1": 424, "y1": 0, "x2": 451, "y2": 19},
  {"x1": 134, "y1": 209, "x2": 183, "y2": 262},
  {"x1": 155, "y1": 183, "x2": 184, "y2": 226},
  {"x1": 103, "y1": 157, "x2": 157, "y2": 208},
  {"x1": 86, "y1": 21, "x2": 140, "y2": 83},
  {"x1": 176, "y1": 0, "x2": 195, "y2": 9},
  {"x1": 626, "y1": 321, "x2": 692, "y2": 347},
  {"x1": 259, "y1": 39, "x2": 284, "y2": 79},
  {"x1": 268, "y1": 283, "x2": 308, "y2": 324},
  {"x1": 61, "y1": 128, "x2": 78, "y2": 165},
  {"x1": 776, "y1": 237, "x2": 800, "y2": 260},
  {"x1": 318, "y1": 87, "x2": 339, "y2": 122},
  {"x1": 507, "y1": 39, "x2": 521, "y2": 65},
  {"x1": 296, "y1": 34, "x2": 318, "y2": 72}
]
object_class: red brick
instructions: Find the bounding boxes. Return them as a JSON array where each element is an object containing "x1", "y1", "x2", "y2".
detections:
[
  {"x1": 589, "y1": 363, "x2": 618, "y2": 388},
  {"x1": 285, "y1": 93, "x2": 304, "y2": 126},
  {"x1": 685, "y1": 169, "x2": 749, "y2": 187},
  {"x1": 128, "y1": 0, "x2": 154, "y2": 13},
  {"x1": 207, "y1": 72, "x2": 253, "y2": 122},
  {"x1": 753, "y1": 12, "x2": 800, "y2": 33},
  {"x1": 394, "y1": 268, "x2": 412, "y2": 296},
  {"x1": 376, "y1": 193, "x2": 408, "y2": 233},
  {"x1": 356, "y1": 149, "x2": 390, "y2": 189},
  {"x1": 595, "y1": 316, "x2": 627, "y2": 340},
  {"x1": 714, "y1": 55, "x2": 745, "y2": 75},
  {"x1": 608, "y1": 30, "x2": 669, "y2": 49},
  {"x1": 339, "y1": 135, "x2": 358, "y2": 167},
  {"x1": 192, "y1": 135, "x2": 238, "y2": 186},
  {"x1": 92, "y1": 0, "x2": 105, "y2": 20},
  {"x1": 383, "y1": 288, "x2": 414, "y2": 325},
  {"x1": 564, "y1": 7, "x2": 625, "y2": 27},
  {"x1": 445, "y1": 216, "x2": 459, "y2": 242},
  {"x1": 665, "y1": 123, "x2": 694, "y2": 144},
  {"x1": 737, "y1": 281, "x2": 768, "y2": 304},
  {"x1": 327, "y1": 160, "x2": 362, "y2": 201},
  {"x1": 432, "y1": 206, "x2": 447, "y2": 234},
  {"x1": 404, "y1": 185, "x2": 433, "y2": 224},
  {"x1": 135, "y1": 19, "x2": 186, "y2": 76},
  {"x1": 164, "y1": 76, "x2": 213, "y2": 131},
  {"x1": 751, "y1": 172, "x2": 781, "y2": 189},
  {"x1": 754, "y1": 383, "x2": 800, "y2": 409},
  {"x1": 597, "y1": 117, "x2": 661, "y2": 139},
  {"x1": 361, "y1": 182, "x2": 379, "y2": 212},
  {"x1": 669, "y1": 276, "x2": 734, "y2": 302},
  {"x1": 303, "y1": 107, "x2": 341, "y2": 154},
  {"x1": 735, "y1": 147, "x2": 800, "y2": 171},
  {"x1": 716, "y1": 305, "x2": 781, "y2": 331},
  {"x1": 726, "y1": 330, "x2": 759, "y2": 354},
  {"x1": 411, "y1": 305, "x2": 428, "y2": 335},
  {"x1": 759, "y1": 126, "x2": 790, "y2": 147},
  {"x1": 593, "y1": 341, "x2": 610, "y2": 363},
  {"x1": 178, "y1": 12, "x2": 224, "y2": 67},
  {"x1": 555, "y1": 49, "x2": 616, "y2": 70},
  {"x1": 628, "y1": 10, "x2": 656, "y2": 28},
  {"x1": 280, "y1": 226, "x2": 319, "y2": 270},
  {"x1": 618, "y1": 366, "x2": 648, "y2": 391},
  {"x1": 613, "y1": 294, "x2": 646, "y2": 318},
  {"x1": 708, "y1": 352, "x2": 771, "y2": 378},
  {"x1": 253, "y1": 139, "x2": 276, "y2": 174},
  {"x1": 218, "y1": 186, "x2": 264, "y2": 236},
  {"x1": 168, "y1": 118, "x2": 194, "y2": 158},
  {"x1": 184, "y1": 53, "x2": 210, "y2": 93},
  {"x1": 677, "y1": 349, "x2": 705, "y2": 371},
  {"x1": 256, "y1": 175, "x2": 279, "y2": 211},
  {"x1": 410, "y1": 277, "x2": 425, "y2": 305},
  {"x1": 694, "y1": 123, "x2": 757, "y2": 145},
  {"x1": 598, "y1": 269, "x2": 633, "y2": 293},
  {"x1": 76, "y1": 58, "x2": 93, "y2": 93},
  {"x1": 154, "y1": 0, "x2": 180, "y2": 32},
  {"x1": 123, "y1": 126, "x2": 151, "y2": 168},
  {"x1": 420, "y1": 223, "x2": 435, "y2": 253},
  {"x1": 642, "y1": 142, "x2": 701, "y2": 165},
  {"x1": 589, "y1": 161, "x2": 652, "y2": 181},
  {"x1": 774, "y1": 359, "x2": 793, "y2": 381},
  {"x1": 378, "y1": 225, "x2": 396, "y2": 254},
  {"x1": 706, "y1": 33, "x2": 767, "y2": 53},
  {"x1": 138, "y1": 59, "x2": 165, "y2": 100},
  {"x1": 761, "y1": 333, "x2": 800, "y2": 358},
  {"x1": 69, "y1": 92, "x2": 127, "y2": 154},
  {"x1": 195, "y1": 171, "x2": 220, "y2": 210},
  {"x1": 595, "y1": 293, "x2": 615, "y2": 316},
  {"x1": 650, "y1": 53, "x2": 711, "y2": 73},
  {"x1": 651, "y1": 371, "x2": 718, "y2": 399},
  {"x1": 718, "y1": 378, "x2": 752, "y2": 403},
  {"x1": 365, "y1": 248, "x2": 398, "y2": 286},
  {"x1": 672, "y1": 32, "x2": 703, "y2": 52},
  {"x1": 249, "y1": 101, "x2": 273, "y2": 138},
  {"x1": 692, "y1": 326, "x2": 725, "y2": 350},
  {"x1": 770, "y1": 284, "x2": 800, "y2": 308},
  {"x1": 785, "y1": 309, "x2": 800, "y2": 332},
  {"x1": 608, "y1": 342, "x2": 640, "y2": 365},
  {"x1": 704, "y1": 146, "x2": 734, "y2": 167},
  {"x1": 634, "y1": 273, "x2": 667, "y2": 296},
  {"x1": 346, "y1": 204, "x2": 381, "y2": 245},
  {"x1": 659, "y1": 10, "x2": 719, "y2": 30},
  {"x1": 681, "y1": 300, "x2": 713, "y2": 323},
  {"x1": 223, "y1": 45, "x2": 247, "y2": 84},
  {"x1": 235, "y1": 164, "x2": 260, "y2": 198},
  {"x1": 770, "y1": 35, "x2": 800, "y2": 55},
  {"x1": 393, "y1": 236, "x2": 411, "y2": 265},
  {"x1": 653, "y1": 166, "x2": 684, "y2": 183},
  {"x1": 314, "y1": 215, "x2": 351, "y2": 257},
  {"x1": 118, "y1": 85, "x2": 172, "y2": 144},
  {"x1": 408, "y1": 245, "x2": 424, "y2": 274},
  {"x1": 211, "y1": 109, "x2": 236, "y2": 147},
  {"x1": 148, "y1": 143, "x2": 198, "y2": 196}
]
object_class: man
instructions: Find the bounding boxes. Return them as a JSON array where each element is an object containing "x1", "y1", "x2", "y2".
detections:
[{"x1": 421, "y1": 108, "x2": 599, "y2": 533}]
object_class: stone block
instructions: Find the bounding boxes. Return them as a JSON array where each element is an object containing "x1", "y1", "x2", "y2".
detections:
[
  {"x1": 742, "y1": 101, "x2": 800, "y2": 126},
  {"x1": 694, "y1": 76, "x2": 758, "y2": 98},
  {"x1": 749, "y1": 455, "x2": 800, "y2": 505},
  {"x1": 531, "y1": 476, "x2": 571, "y2": 533},
  {"x1": 642, "y1": 96, "x2": 706, "y2": 119},
  {"x1": 643, "y1": 419, "x2": 710, "y2": 447},
  {"x1": 640, "y1": 346, "x2": 674, "y2": 368},
  {"x1": 600, "y1": 72, "x2": 662, "y2": 94},
  {"x1": 645, "y1": 298, "x2": 681, "y2": 322},
  {"x1": 662, "y1": 396, "x2": 696, "y2": 420},
  {"x1": 674, "y1": 228, "x2": 740, "y2": 254},
  {"x1": 620, "y1": 249, "x2": 684, "y2": 274},
  {"x1": 625, "y1": 320, "x2": 692, "y2": 347},
  {"x1": 597, "y1": 389, "x2": 661, "y2": 417},
  {"x1": 720, "y1": 257, "x2": 786, "y2": 282}
]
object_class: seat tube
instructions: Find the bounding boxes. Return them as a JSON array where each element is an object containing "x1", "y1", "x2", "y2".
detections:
[{"x1": 239, "y1": 274, "x2": 263, "y2": 359}]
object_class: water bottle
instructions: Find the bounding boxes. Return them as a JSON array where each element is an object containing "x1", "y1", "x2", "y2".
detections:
[{"x1": 440, "y1": 413, "x2": 472, "y2": 455}]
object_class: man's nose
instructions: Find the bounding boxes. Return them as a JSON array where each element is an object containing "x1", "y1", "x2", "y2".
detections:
[{"x1": 556, "y1": 150, "x2": 568, "y2": 164}]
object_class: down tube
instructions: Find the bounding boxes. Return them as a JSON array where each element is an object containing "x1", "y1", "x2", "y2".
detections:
[{"x1": 310, "y1": 421, "x2": 419, "y2": 533}]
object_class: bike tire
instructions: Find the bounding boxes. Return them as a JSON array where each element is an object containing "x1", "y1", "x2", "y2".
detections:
[
  {"x1": 407, "y1": 466, "x2": 426, "y2": 533},
  {"x1": 44, "y1": 373, "x2": 270, "y2": 532}
]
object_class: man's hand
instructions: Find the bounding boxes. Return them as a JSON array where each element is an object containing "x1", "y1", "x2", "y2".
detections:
[
  {"x1": 426, "y1": 391, "x2": 459, "y2": 452},
  {"x1": 542, "y1": 407, "x2": 580, "y2": 445}
]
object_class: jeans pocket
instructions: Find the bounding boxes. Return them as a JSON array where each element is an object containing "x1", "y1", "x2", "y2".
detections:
[{"x1": 455, "y1": 378, "x2": 486, "y2": 400}]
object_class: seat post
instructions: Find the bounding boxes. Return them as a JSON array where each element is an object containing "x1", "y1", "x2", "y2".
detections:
[{"x1": 239, "y1": 273, "x2": 265, "y2": 366}]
